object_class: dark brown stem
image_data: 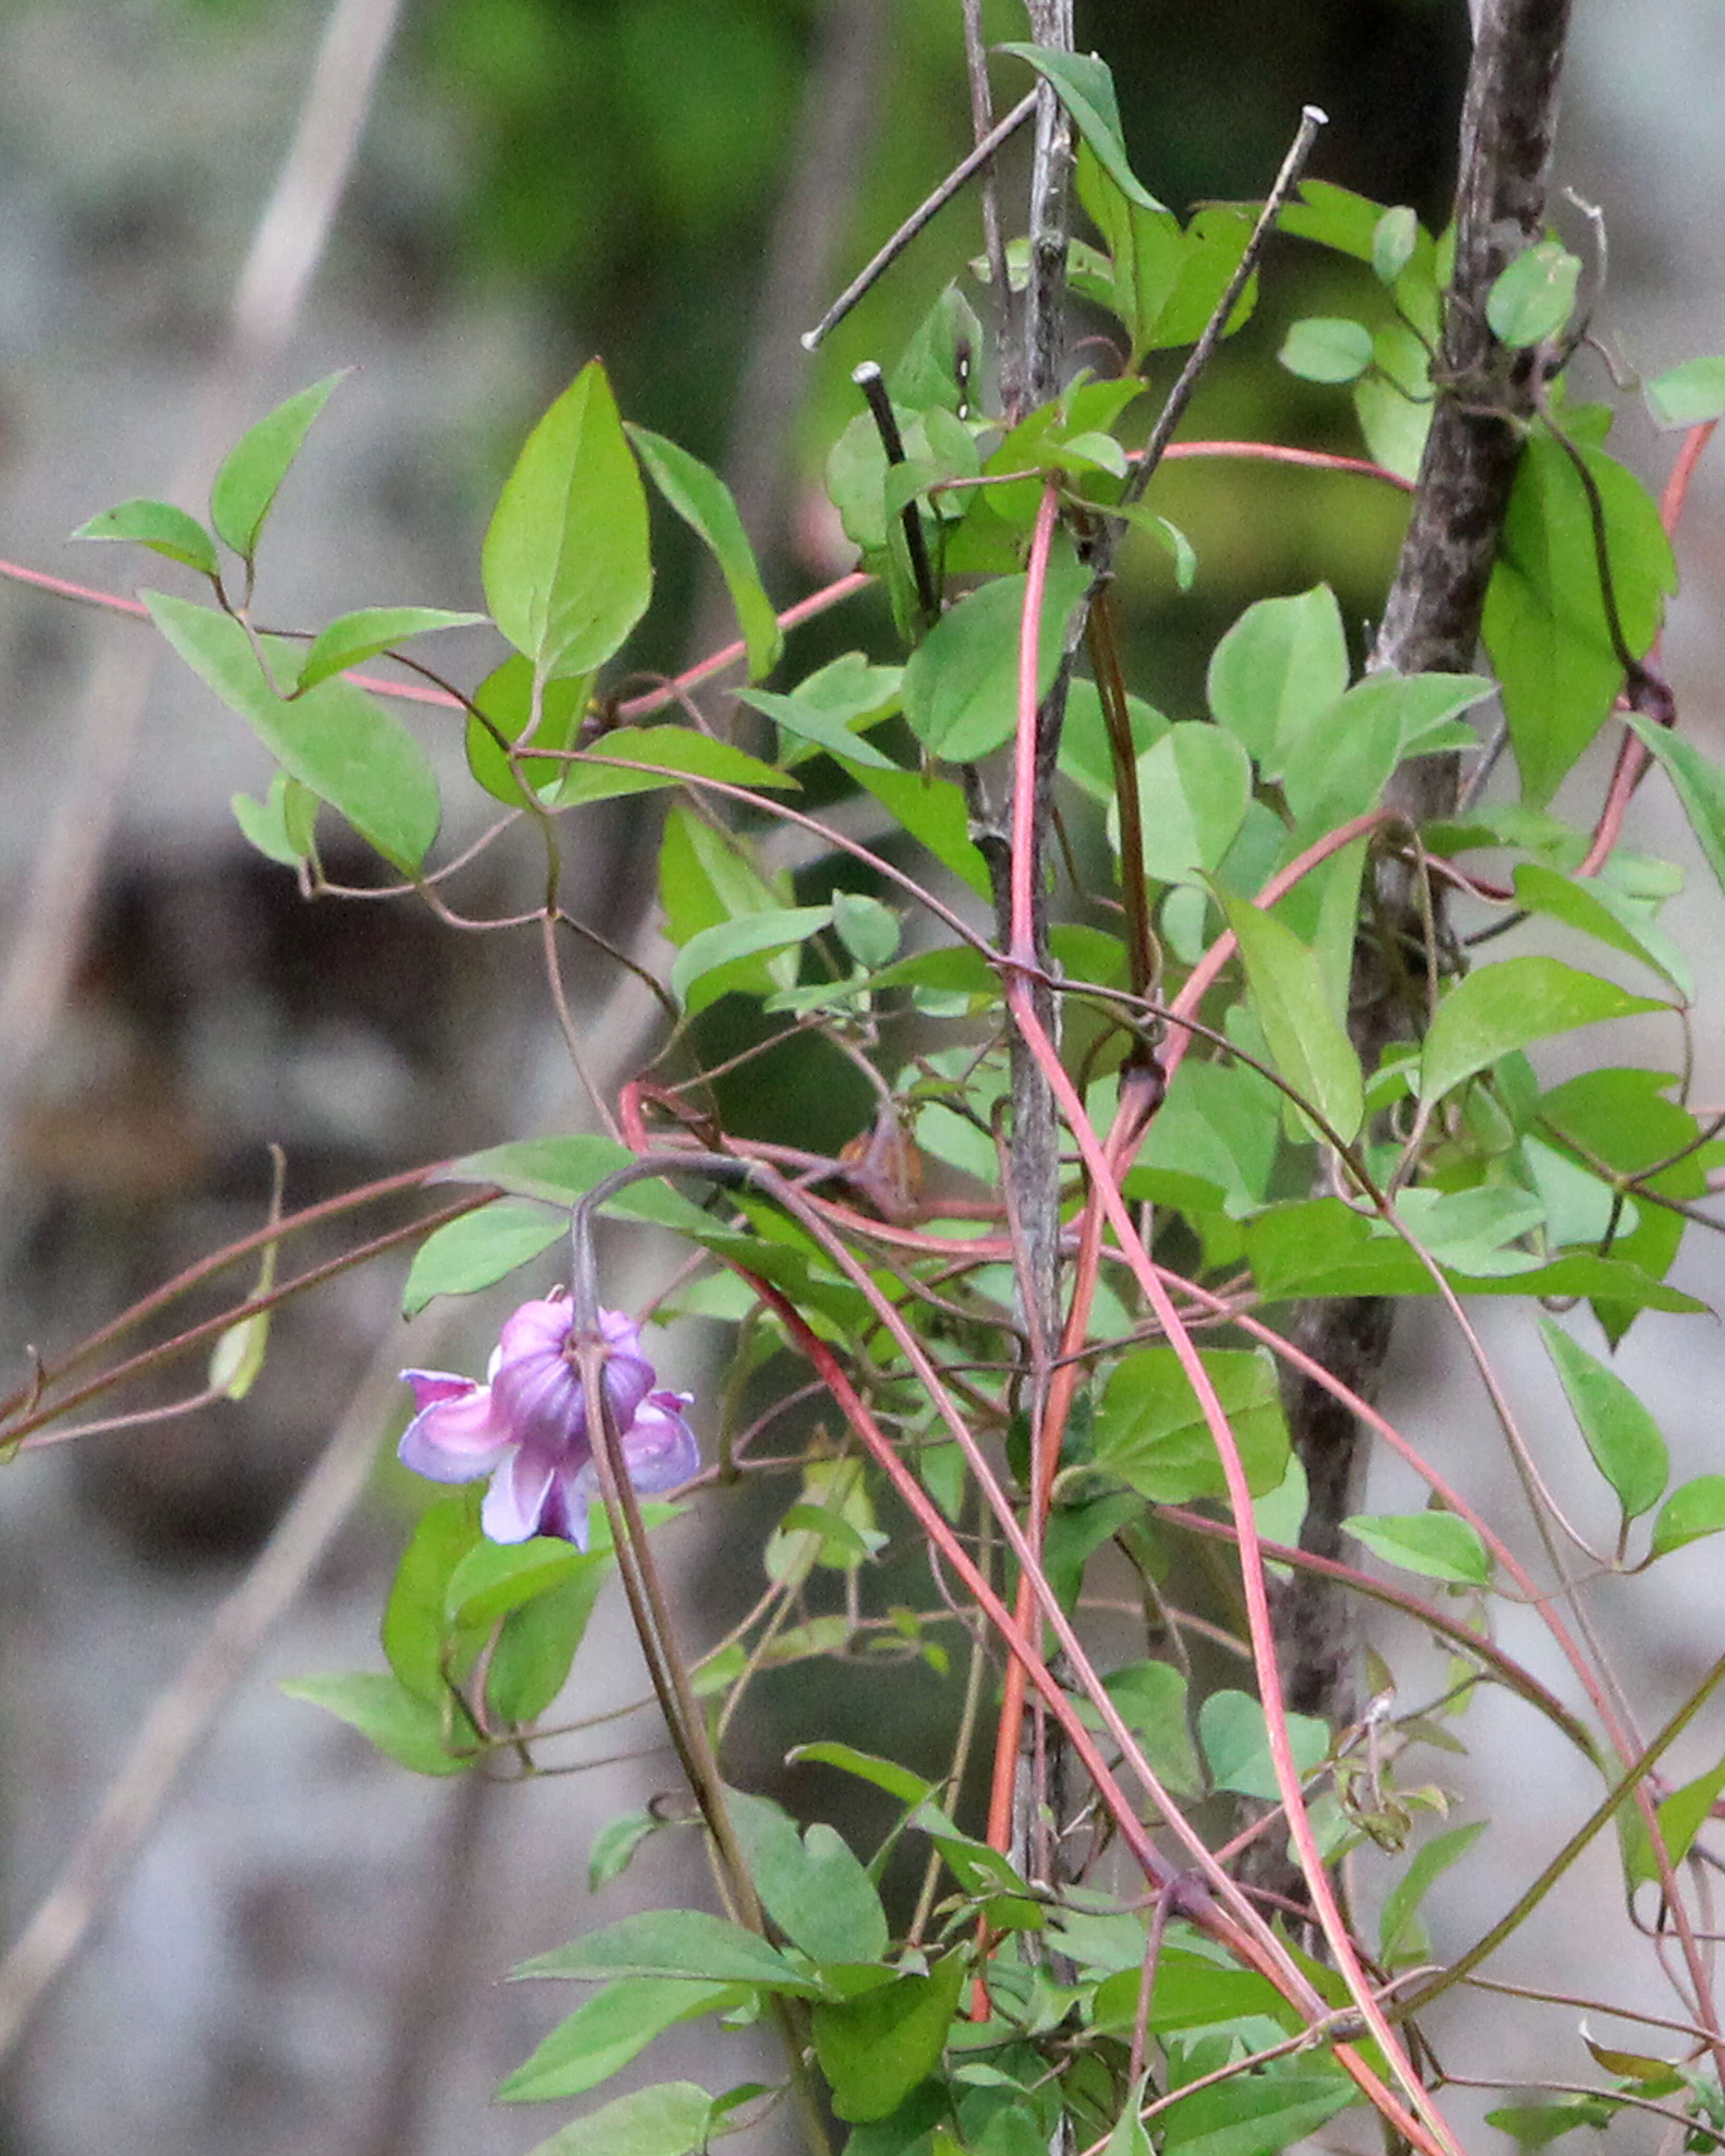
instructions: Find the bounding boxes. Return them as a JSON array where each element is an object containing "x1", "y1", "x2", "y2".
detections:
[{"x1": 1271, "y1": 0, "x2": 1575, "y2": 1810}]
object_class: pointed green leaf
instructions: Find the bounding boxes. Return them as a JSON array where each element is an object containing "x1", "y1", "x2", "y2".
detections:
[
  {"x1": 518, "y1": 2081, "x2": 715, "y2": 2156},
  {"x1": 488, "y1": 1560, "x2": 610, "y2": 1725},
  {"x1": 738, "y1": 653, "x2": 902, "y2": 771},
  {"x1": 500, "y1": 1981, "x2": 736, "y2": 2104},
  {"x1": 786, "y1": 1743, "x2": 934, "y2": 1808},
  {"x1": 552, "y1": 724, "x2": 796, "y2": 808},
  {"x1": 401, "y1": 1200, "x2": 563, "y2": 1317},
  {"x1": 1627, "y1": 712, "x2": 1725, "y2": 904},
  {"x1": 811, "y1": 1952, "x2": 967, "y2": 2123},
  {"x1": 1160, "y1": 2070, "x2": 1355, "y2": 2156},
  {"x1": 670, "y1": 904, "x2": 834, "y2": 1014},
  {"x1": 626, "y1": 424, "x2": 780, "y2": 680},
  {"x1": 515, "y1": 1910, "x2": 820, "y2": 1994},
  {"x1": 231, "y1": 769, "x2": 318, "y2": 867},
  {"x1": 465, "y1": 657, "x2": 593, "y2": 808},
  {"x1": 443, "y1": 1536, "x2": 597, "y2": 1631},
  {"x1": 901, "y1": 548, "x2": 1090, "y2": 763},
  {"x1": 146, "y1": 591, "x2": 439, "y2": 872},
  {"x1": 999, "y1": 45, "x2": 1164, "y2": 212},
  {"x1": 727, "y1": 1791, "x2": 891, "y2": 1967},
  {"x1": 1486, "y1": 240, "x2": 1582, "y2": 347},
  {"x1": 483, "y1": 360, "x2": 652, "y2": 678},
  {"x1": 210, "y1": 371, "x2": 348, "y2": 562},
  {"x1": 1378, "y1": 1821, "x2": 1486, "y2": 1962},
  {"x1": 73, "y1": 497, "x2": 220, "y2": 579},
  {"x1": 293, "y1": 606, "x2": 486, "y2": 694},
  {"x1": 1207, "y1": 586, "x2": 1349, "y2": 771},
  {"x1": 1650, "y1": 1475, "x2": 1725, "y2": 1560},
  {"x1": 279, "y1": 1671, "x2": 470, "y2": 1775},
  {"x1": 1135, "y1": 724, "x2": 1252, "y2": 883},
  {"x1": 1279, "y1": 317, "x2": 1374, "y2": 384},
  {"x1": 841, "y1": 757, "x2": 991, "y2": 896},
  {"x1": 1220, "y1": 893, "x2": 1364, "y2": 1142},
  {"x1": 1484, "y1": 432, "x2": 1676, "y2": 805},
  {"x1": 1645, "y1": 356, "x2": 1725, "y2": 431},
  {"x1": 1092, "y1": 1345, "x2": 1289, "y2": 1505},
  {"x1": 1344, "y1": 1510, "x2": 1491, "y2": 1586},
  {"x1": 1538, "y1": 1317, "x2": 1669, "y2": 1519},
  {"x1": 1197, "y1": 1690, "x2": 1330, "y2": 1800},
  {"x1": 383, "y1": 1494, "x2": 480, "y2": 1703},
  {"x1": 1510, "y1": 862, "x2": 1691, "y2": 998},
  {"x1": 436, "y1": 1135, "x2": 714, "y2": 1236},
  {"x1": 1419, "y1": 957, "x2": 1665, "y2": 1106}
]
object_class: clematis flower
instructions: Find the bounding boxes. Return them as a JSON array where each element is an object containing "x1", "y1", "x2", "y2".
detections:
[{"x1": 398, "y1": 1295, "x2": 698, "y2": 1547}]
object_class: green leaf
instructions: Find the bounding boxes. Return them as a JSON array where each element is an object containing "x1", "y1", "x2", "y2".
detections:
[
  {"x1": 1645, "y1": 356, "x2": 1725, "y2": 430},
  {"x1": 1197, "y1": 1691, "x2": 1331, "y2": 1800},
  {"x1": 1626, "y1": 713, "x2": 1725, "y2": 905},
  {"x1": 516, "y1": 1910, "x2": 821, "y2": 1994},
  {"x1": 999, "y1": 45, "x2": 1164, "y2": 212},
  {"x1": 786, "y1": 1743, "x2": 934, "y2": 1808},
  {"x1": 588, "y1": 1810, "x2": 660, "y2": 1891},
  {"x1": 73, "y1": 497, "x2": 220, "y2": 579},
  {"x1": 401, "y1": 1200, "x2": 564, "y2": 1317},
  {"x1": 1484, "y1": 431, "x2": 1676, "y2": 805},
  {"x1": 1097, "y1": 1661, "x2": 1202, "y2": 1799},
  {"x1": 1485, "y1": 2098, "x2": 1618, "y2": 2148},
  {"x1": 145, "y1": 592, "x2": 440, "y2": 873},
  {"x1": 832, "y1": 892, "x2": 901, "y2": 971},
  {"x1": 1650, "y1": 1476, "x2": 1725, "y2": 1560},
  {"x1": 551, "y1": 724, "x2": 796, "y2": 809},
  {"x1": 1207, "y1": 586, "x2": 1349, "y2": 771},
  {"x1": 1486, "y1": 240, "x2": 1582, "y2": 347},
  {"x1": 1510, "y1": 862, "x2": 1691, "y2": 998},
  {"x1": 231, "y1": 769, "x2": 318, "y2": 867},
  {"x1": 901, "y1": 549, "x2": 1090, "y2": 763},
  {"x1": 293, "y1": 606, "x2": 486, "y2": 694},
  {"x1": 727, "y1": 1791, "x2": 891, "y2": 1967},
  {"x1": 1134, "y1": 725, "x2": 1252, "y2": 884},
  {"x1": 483, "y1": 360, "x2": 653, "y2": 679},
  {"x1": 841, "y1": 757, "x2": 992, "y2": 897},
  {"x1": 464, "y1": 657, "x2": 593, "y2": 809},
  {"x1": 1419, "y1": 957, "x2": 1665, "y2": 1106},
  {"x1": 627, "y1": 424, "x2": 780, "y2": 680},
  {"x1": 670, "y1": 905, "x2": 834, "y2": 1014},
  {"x1": 1624, "y1": 1756, "x2": 1725, "y2": 1891},
  {"x1": 210, "y1": 372, "x2": 348, "y2": 563},
  {"x1": 811, "y1": 1952, "x2": 967, "y2": 2123},
  {"x1": 1538, "y1": 1317, "x2": 1669, "y2": 1520},
  {"x1": 1220, "y1": 894, "x2": 1364, "y2": 1142},
  {"x1": 500, "y1": 1979, "x2": 735, "y2": 2104},
  {"x1": 1378, "y1": 1821, "x2": 1485, "y2": 1962},
  {"x1": 1092, "y1": 1346, "x2": 1289, "y2": 1505},
  {"x1": 1245, "y1": 1195, "x2": 1704, "y2": 1313},
  {"x1": 1088, "y1": 1947, "x2": 1294, "y2": 2038},
  {"x1": 383, "y1": 1494, "x2": 481, "y2": 1703},
  {"x1": 1161, "y1": 2070, "x2": 1355, "y2": 2156},
  {"x1": 438, "y1": 1134, "x2": 713, "y2": 1235},
  {"x1": 519, "y1": 2081, "x2": 714, "y2": 2156},
  {"x1": 737, "y1": 653, "x2": 902, "y2": 771},
  {"x1": 1344, "y1": 1511, "x2": 1491, "y2": 1586},
  {"x1": 1074, "y1": 146, "x2": 1253, "y2": 364},
  {"x1": 1279, "y1": 317, "x2": 1374, "y2": 384},
  {"x1": 444, "y1": 1537, "x2": 600, "y2": 1630},
  {"x1": 1372, "y1": 206, "x2": 1419, "y2": 285},
  {"x1": 1280, "y1": 671, "x2": 1493, "y2": 833},
  {"x1": 279, "y1": 1671, "x2": 470, "y2": 1775}
]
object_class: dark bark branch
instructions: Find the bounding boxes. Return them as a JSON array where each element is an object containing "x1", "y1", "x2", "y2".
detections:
[{"x1": 1271, "y1": 0, "x2": 1575, "y2": 1796}]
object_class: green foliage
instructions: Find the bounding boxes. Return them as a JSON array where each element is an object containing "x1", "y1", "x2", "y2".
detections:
[{"x1": 65, "y1": 31, "x2": 1725, "y2": 2155}]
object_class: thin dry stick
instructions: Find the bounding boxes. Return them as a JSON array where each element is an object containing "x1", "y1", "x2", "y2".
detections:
[
  {"x1": 0, "y1": 1310, "x2": 441, "y2": 2063},
  {"x1": 0, "y1": 0, "x2": 404, "y2": 1205}
]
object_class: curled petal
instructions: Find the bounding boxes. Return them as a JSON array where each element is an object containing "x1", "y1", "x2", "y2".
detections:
[
  {"x1": 481, "y1": 1446, "x2": 559, "y2": 1544},
  {"x1": 621, "y1": 1392, "x2": 702, "y2": 1496},
  {"x1": 397, "y1": 1372, "x2": 509, "y2": 1482}
]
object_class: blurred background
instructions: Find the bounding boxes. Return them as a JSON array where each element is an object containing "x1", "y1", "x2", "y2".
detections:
[{"x1": 0, "y1": 2, "x2": 1721, "y2": 2151}]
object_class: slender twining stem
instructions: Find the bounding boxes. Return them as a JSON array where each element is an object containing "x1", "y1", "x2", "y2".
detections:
[{"x1": 800, "y1": 90, "x2": 1037, "y2": 350}]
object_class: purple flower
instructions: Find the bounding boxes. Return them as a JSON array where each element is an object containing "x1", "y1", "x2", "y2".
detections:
[{"x1": 398, "y1": 1296, "x2": 699, "y2": 1547}]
